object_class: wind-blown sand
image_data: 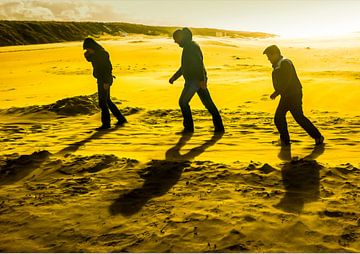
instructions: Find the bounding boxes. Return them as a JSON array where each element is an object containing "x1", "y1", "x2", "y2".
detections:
[{"x1": 0, "y1": 35, "x2": 359, "y2": 252}]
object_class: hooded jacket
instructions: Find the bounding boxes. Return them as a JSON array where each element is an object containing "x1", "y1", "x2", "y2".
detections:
[
  {"x1": 85, "y1": 48, "x2": 113, "y2": 85},
  {"x1": 174, "y1": 28, "x2": 207, "y2": 82}
]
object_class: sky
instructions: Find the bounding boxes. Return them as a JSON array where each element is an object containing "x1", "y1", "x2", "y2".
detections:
[{"x1": 1, "y1": 0, "x2": 360, "y2": 38}]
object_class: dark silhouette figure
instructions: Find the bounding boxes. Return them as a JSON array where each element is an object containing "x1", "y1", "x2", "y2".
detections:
[
  {"x1": 263, "y1": 45, "x2": 324, "y2": 146},
  {"x1": 275, "y1": 144, "x2": 325, "y2": 213},
  {"x1": 169, "y1": 28, "x2": 224, "y2": 133},
  {"x1": 83, "y1": 38, "x2": 127, "y2": 130},
  {"x1": 109, "y1": 132, "x2": 223, "y2": 216}
]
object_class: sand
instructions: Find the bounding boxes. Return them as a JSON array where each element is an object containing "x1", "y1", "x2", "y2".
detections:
[{"x1": 0, "y1": 34, "x2": 359, "y2": 252}]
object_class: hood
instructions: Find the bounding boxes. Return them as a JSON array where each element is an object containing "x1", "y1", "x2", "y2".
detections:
[{"x1": 182, "y1": 27, "x2": 193, "y2": 43}]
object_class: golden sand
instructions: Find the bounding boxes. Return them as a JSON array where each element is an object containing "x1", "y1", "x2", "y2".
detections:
[{"x1": 0, "y1": 35, "x2": 359, "y2": 252}]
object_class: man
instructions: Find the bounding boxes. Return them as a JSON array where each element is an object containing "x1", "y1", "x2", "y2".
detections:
[
  {"x1": 83, "y1": 38, "x2": 127, "y2": 130},
  {"x1": 169, "y1": 28, "x2": 224, "y2": 133},
  {"x1": 263, "y1": 45, "x2": 324, "y2": 146}
]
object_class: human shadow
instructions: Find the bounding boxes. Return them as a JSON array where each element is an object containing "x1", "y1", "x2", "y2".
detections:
[
  {"x1": 109, "y1": 132, "x2": 224, "y2": 216},
  {"x1": 274, "y1": 144, "x2": 325, "y2": 213},
  {"x1": 56, "y1": 127, "x2": 119, "y2": 156},
  {"x1": 0, "y1": 127, "x2": 121, "y2": 186},
  {"x1": 165, "y1": 132, "x2": 224, "y2": 161}
]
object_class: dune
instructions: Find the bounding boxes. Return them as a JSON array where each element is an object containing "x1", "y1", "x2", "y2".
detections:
[
  {"x1": 0, "y1": 20, "x2": 275, "y2": 47},
  {"x1": 0, "y1": 33, "x2": 359, "y2": 252},
  {"x1": 0, "y1": 93, "x2": 141, "y2": 117}
]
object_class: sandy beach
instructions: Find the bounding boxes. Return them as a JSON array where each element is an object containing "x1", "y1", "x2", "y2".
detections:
[{"x1": 0, "y1": 35, "x2": 359, "y2": 252}]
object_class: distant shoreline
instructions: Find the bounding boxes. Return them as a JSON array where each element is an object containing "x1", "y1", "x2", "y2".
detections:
[{"x1": 0, "y1": 20, "x2": 276, "y2": 47}]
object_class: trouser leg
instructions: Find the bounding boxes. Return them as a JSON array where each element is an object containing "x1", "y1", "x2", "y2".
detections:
[
  {"x1": 98, "y1": 84, "x2": 111, "y2": 126},
  {"x1": 197, "y1": 87, "x2": 224, "y2": 131},
  {"x1": 179, "y1": 81, "x2": 198, "y2": 131},
  {"x1": 289, "y1": 96, "x2": 322, "y2": 139},
  {"x1": 106, "y1": 87, "x2": 127, "y2": 123},
  {"x1": 275, "y1": 98, "x2": 290, "y2": 144}
]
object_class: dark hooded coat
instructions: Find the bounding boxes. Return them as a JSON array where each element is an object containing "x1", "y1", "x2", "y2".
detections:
[{"x1": 174, "y1": 28, "x2": 207, "y2": 82}]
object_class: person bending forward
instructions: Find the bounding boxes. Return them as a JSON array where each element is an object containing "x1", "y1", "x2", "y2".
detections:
[{"x1": 83, "y1": 38, "x2": 127, "y2": 130}]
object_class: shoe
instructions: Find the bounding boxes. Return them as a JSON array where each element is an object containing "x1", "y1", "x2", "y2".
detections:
[
  {"x1": 115, "y1": 120, "x2": 127, "y2": 126},
  {"x1": 315, "y1": 136, "x2": 324, "y2": 145},
  {"x1": 95, "y1": 125, "x2": 111, "y2": 131}
]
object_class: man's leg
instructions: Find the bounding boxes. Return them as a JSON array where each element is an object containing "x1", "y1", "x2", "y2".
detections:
[
  {"x1": 179, "y1": 81, "x2": 198, "y2": 131},
  {"x1": 107, "y1": 87, "x2": 127, "y2": 124},
  {"x1": 289, "y1": 96, "x2": 322, "y2": 141},
  {"x1": 275, "y1": 97, "x2": 290, "y2": 145},
  {"x1": 197, "y1": 87, "x2": 224, "y2": 132},
  {"x1": 97, "y1": 83, "x2": 111, "y2": 128}
]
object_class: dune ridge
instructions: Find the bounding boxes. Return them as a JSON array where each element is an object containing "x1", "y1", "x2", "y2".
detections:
[
  {"x1": 0, "y1": 93, "x2": 142, "y2": 116},
  {"x1": 0, "y1": 20, "x2": 275, "y2": 47}
]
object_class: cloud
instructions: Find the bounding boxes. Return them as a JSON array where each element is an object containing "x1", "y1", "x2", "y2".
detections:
[
  {"x1": 0, "y1": 0, "x2": 123, "y2": 21},
  {"x1": 0, "y1": 0, "x2": 52, "y2": 20}
]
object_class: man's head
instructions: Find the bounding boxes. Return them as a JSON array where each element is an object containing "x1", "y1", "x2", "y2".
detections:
[
  {"x1": 83, "y1": 38, "x2": 98, "y2": 61},
  {"x1": 83, "y1": 37, "x2": 97, "y2": 50},
  {"x1": 173, "y1": 29, "x2": 184, "y2": 47},
  {"x1": 173, "y1": 28, "x2": 193, "y2": 48},
  {"x1": 83, "y1": 37, "x2": 104, "y2": 53},
  {"x1": 263, "y1": 45, "x2": 282, "y2": 65}
]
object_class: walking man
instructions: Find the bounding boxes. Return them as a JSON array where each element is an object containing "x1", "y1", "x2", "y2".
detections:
[
  {"x1": 263, "y1": 45, "x2": 324, "y2": 146},
  {"x1": 83, "y1": 38, "x2": 127, "y2": 130},
  {"x1": 169, "y1": 28, "x2": 224, "y2": 133}
]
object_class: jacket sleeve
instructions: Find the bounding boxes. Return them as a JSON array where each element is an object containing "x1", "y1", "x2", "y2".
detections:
[
  {"x1": 172, "y1": 67, "x2": 183, "y2": 80},
  {"x1": 93, "y1": 51, "x2": 113, "y2": 84},
  {"x1": 276, "y1": 60, "x2": 293, "y2": 94},
  {"x1": 84, "y1": 51, "x2": 93, "y2": 62}
]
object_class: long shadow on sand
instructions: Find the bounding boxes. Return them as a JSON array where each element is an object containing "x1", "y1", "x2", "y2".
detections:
[
  {"x1": 56, "y1": 127, "x2": 120, "y2": 155},
  {"x1": 109, "y1": 132, "x2": 224, "y2": 216},
  {"x1": 0, "y1": 128, "x2": 121, "y2": 186},
  {"x1": 274, "y1": 144, "x2": 325, "y2": 213}
]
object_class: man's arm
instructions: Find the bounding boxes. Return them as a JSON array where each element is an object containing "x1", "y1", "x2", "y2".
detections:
[
  {"x1": 270, "y1": 90, "x2": 280, "y2": 100},
  {"x1": 169, "y1": 67, "x2": 182, "y2": 84},
  {"x1": 84, "y1": 50, "x2": 93, "y2": 62}
]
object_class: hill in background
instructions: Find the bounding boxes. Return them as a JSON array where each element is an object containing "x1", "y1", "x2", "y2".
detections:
[{"x1": 0, "y1": 20, "x2": 275, "y2": 46}]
